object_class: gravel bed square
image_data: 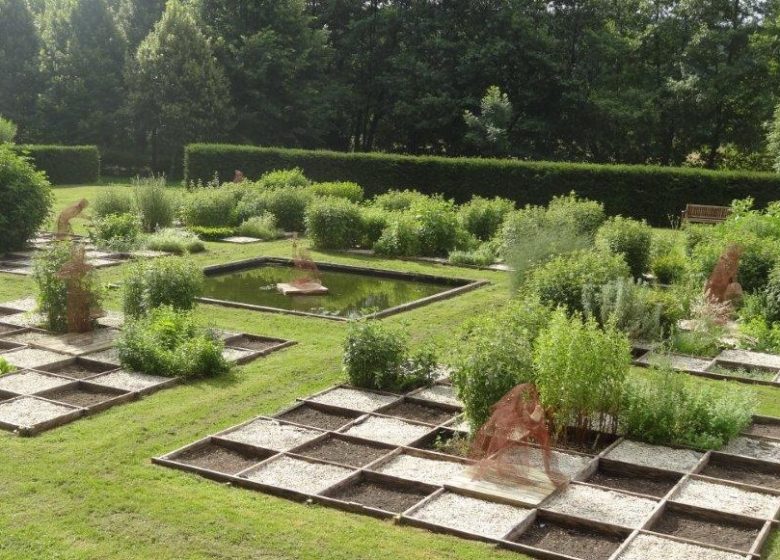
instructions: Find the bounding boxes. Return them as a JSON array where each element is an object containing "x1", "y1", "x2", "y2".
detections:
[
  {"x1": 503, "y1": 447, "x2": 593, "y2": 479},
  {"x1": 512, "y1": 519, "x2": 626, "y2": 560},
  {"x1": 96, "y1": 311, "x2": 124, "y2": 329},
  {"x1": 409, "y1": 491, "x2": 532, "y2": 539},
  {"x1": 0, "y1": 396, "x2": 79, "y2": 429},
  {"x1": 379, "y1": 400, "x2": 457, "y2": 425},
  {"x1": 1, "y1": 348, "x2": 70, "y2": 370},
  {"x1": 617, "y1": 534, "x2": 749, "y2": 560},
  {"x1": 222, "y1": 347, "x2": 257, "y2": 363},
  {"x1": 292, "y1": 435, "x2": 393, "y2": 467},
  {"x1": 172, "y1": 441, "x2": 271, "y2": 475},
  {"x1": 81, "y1": 347, "x2": 120, "y2": 366},
  {"x1": 673, "y1": 478, "x2": 779, "y2": 519},
  {"x1": 307, "y1": 387, "x2": 398, "y2": 412},
  {"x1": 0, "y1": 312, "x2": 46, "y2": 328},
  {"x1": 342, "y1": 415, "x2": 433, "y2": 446},
  {"x1": 717, "y1": 349, "x2": 780, "y2": 370},
  {"x1": 0, "y1": 371, "x2": 72, "y2": 394},
  {"x1": 722, "y1": 436, "x2": 780, "y2": 463},
  {"x1": 636, "y1": 352, "x2": 713, "y2": 371},
  {"x1": 651, "y1": 509, "x2": 761, "y2": 552},
  {"x1": 220, "y1": 418, "x2": 322, "y2": 451},
  {"x1": 88, "y1": 370, "x2": 172, "y2": 393},
  {"x1": 328, "y1": 478, "x2": 430, "y2": 513},
  {"x1": 413, "y1": 384, "x2": 463, "y2": 408},
  {"x1": 87, "y1": 258, "x2": 122, "y2": 268},
  {"x1": 225, "y1": 335, "x2": 286, "y2": 352},
  {"x1": 605, "y1": 440, "x2": 703, "y2": 472},
  {"x1": 275, "y1": 403, "x2": 359, "y2": 431},
  {"x1": 374, "y1": 453, "x2": 467, "y2": 485},
  {"x1": 242, "y1": 455, "x2": 353, "y2": 494},
  {"x1": 542, "y1": 484, "x2": 658, "y2": 528},
  {"x1": 0, "y1": 297, "x2": 37, "y2": 312},
  {"x1": 39, "y1": 359, "x2": 117, "y2": 379},
  {"x1": 0, "y1": 324, "x2": 21, "y2": 335}
]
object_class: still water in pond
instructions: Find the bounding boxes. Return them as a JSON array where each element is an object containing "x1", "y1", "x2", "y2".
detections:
[{"x1": 202, "y1": 265, "x2": 455, "y2": 317}]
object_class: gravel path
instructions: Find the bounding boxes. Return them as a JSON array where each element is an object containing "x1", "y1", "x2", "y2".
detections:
[
  {"x1": 374, "y1": 453, "x2": 467, "y2": 485},
  {"x1": 343, "y1": 416, "x2": 433, "y2": 446},
  {"x1": 637, "y1": 352, "x2": 713, "y2": 371},
  {"x1": 243, "y1": 456, "x2": 353, "y2": 494},
  {"x1": 543, "y1": 484, "x2": 658, "y2": 527},
  {"x1": 1, "y1": 348, "x2": 70, "y2": 370},
  {"x1": 221, "y1": 418, "x2": 322, "y2": 451},
  {"x1": 722, "y1": 436, "x2": 780, "y2": 463},
  {"x1": 0, "y1": 396, "x2": 76, "y2": 428},
  {"x1": 0, "y1": 371, "x2": 71, "y2": 394},
  {"x1": 618, "y1": 534, "x2": 749, "y2": 560},
  {"x1": 414, "y1": 385, "x2": 462, "y2": 407},
  {"x1": 409, "y1": 491, "x2": 532, "y2": 539},
  {"x1": 673, "y1": 479, "x2": 779, "y2": 519},
  {"x1": 90, "y1": 370, "x2": 170, "y2": 392},
  {"x1": 606, "y1": 440, "x2": 703, "y2": 472},
  {"x1": 308, "y1": 387, "x2": 398, "y2": 412}
]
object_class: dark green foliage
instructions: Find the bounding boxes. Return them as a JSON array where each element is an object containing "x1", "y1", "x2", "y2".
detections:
[
  {"x1": 256, "y1": 187, "x2": 310, "y2": 232},
  {"x1": 255, "y1": 168, "x2": 310, "y2": 190},
  {"x1": 0, "y1": 146, "x2": 52, "y2": 253},
  {"x1": 458, "y1": 196, "x2": 514, "y2": 241},
  {"x1": 582, "y1": 279, "x2": 663, "y2": 341},
  {"x1": 620, "y1": 370, "x2": 754, "y2": 449},
  {"x1": 373, "y1": 213, "x2": 422, "y2": 257},
  {"x1": 371, "y1": 190, "x2": 427, "y2": 212},
  {"x1": 32, "y1": 242, "x2": 72, "y2": 332},
  {"x1": 117, "y1": 306, "x2": 230, "y2": 378},
  {"x1": 123, "y1": 258, "x2": 203, "y2": 318},
  {"x1": 651, "y1": 253, "x2": 687, "y2": 285},
  {"x1": 180, "y1": 188, "x2": 239, "y2": 227},
  {"x1": 761, "y1": 265, "x2": 780, "y2": 324},
  {"x1": 92, "y1": 188, "x2": 133, "y2": 218},
  {"x1": 11, "y1": 145, "x2": 99, "y2": 184},
  {"x1": 187, "y1": 226, "x2": 235, "y2": 241},
  {"x1": 308, "y1": 181, "x2": 364, "y2": 203},
  {"x1": 236, "y1": 213, "x2": 278, "y2": 240},
  {"x1": 595, "y1": 217, "x2": 653, "y2": 278},
  {"x1": 185, "y1": 145, "x2": 780, "y2": 225},
  {"x1": 359, "y1": 207, "x2": 389, "y2": 249},
  {"x1": 0, "y1": 0, "x2": 40, "y2": 139},
  {"x1": 133, "y1": 176, "x2": 173, "y2": 232},
  {"x1": 90, "y1": 213, "x2": 141, "y2": 251},
  {"x1": 305, "y1": 198, "x2": 363, "y2": 250},
  {"x1": 448, "y1": 244, "x2": 496, "y2": 267}
]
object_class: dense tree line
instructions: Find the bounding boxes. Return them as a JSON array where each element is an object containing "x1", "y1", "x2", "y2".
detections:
[{"x1": 2, "y1": 0, "x2": 780, "y2": 173}]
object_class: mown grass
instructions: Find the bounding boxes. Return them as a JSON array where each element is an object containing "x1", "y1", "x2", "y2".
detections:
[{"x1": 0, "y1": 184, "x2": 777, "y2": 560}]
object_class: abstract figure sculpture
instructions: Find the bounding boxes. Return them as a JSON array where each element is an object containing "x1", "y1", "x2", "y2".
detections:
[
  {"x1": 705, "y1": 244, "x2": 743, "y2": 305},
  {"x1": 55, "y1": 198, "x2": 89, "y2": 240},
  {"x1": 57, "y1": 244, "x2": 102, "y2": 333},
  {"x1": 276, "y1": 235, "x2": 329, "y2": 295}
]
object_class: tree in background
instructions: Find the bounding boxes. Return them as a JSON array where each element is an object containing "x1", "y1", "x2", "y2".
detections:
[
  {"x1": 115, "y1": 0, "x2": 167, "y2": 50},
  {"x1": 127, "y1": 0, "x2": 231, "y2": 173},
  {"x1": 464, "y1": 86, "x2": 513, "y2": 157},
  {"x1": 0, "y1": 116, "x2": 17, "y2": 144},
  {"x1": 0, "y1": 0, "x2": 41, "y2": 141},
  {"x1": 37, "y1": 0, "x2": 126, "y2": 147}
]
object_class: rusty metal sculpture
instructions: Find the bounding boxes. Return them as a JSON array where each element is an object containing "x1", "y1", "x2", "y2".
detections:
[
  {"x1": 57, "y1": 244, "x2": 102, "y2": 333},
  {"x1": 705, "y1": 244, "x2": 743, "y2": 306},
  {"x1": 232, "y1": 170, "x2": 245, "y2": 183},
  {"x1": 277, "y1": 235, "x2": 328, "y2": 295},
  {"x1": 55, "y1": 198, "x2": 89, "y2": 240}
]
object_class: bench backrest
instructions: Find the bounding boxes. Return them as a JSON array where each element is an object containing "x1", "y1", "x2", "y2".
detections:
[{"x1": 683, "y1": 204, "x2": 731, "y2": 223}]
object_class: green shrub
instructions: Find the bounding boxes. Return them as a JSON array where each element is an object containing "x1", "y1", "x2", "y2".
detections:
[
  {"x1": 117, "y1": 306, "x2": 230, "y2": 378},
  {"x1": 458, "y1": 196, "x2": 514, "y2": 241},
  {"x1": 651, "y1": 253, "x2": 687, "y2": 284},
  {"x1": 133, "y1": 176, "x2": 174, "y2": 232},
  {"x1": 451, "y1": 297, "x2": 551, "y2": 429},
  {"x1": 0, "y1": 116, "x2": 17, "y2": 143},
  {"x1": 180, "y1": 188, "x2": 238, "y2": 227},
  {"x1": 255, "y1": 167, "x2": 310, "y2": 190},
  {"x1": 187, "y1": 226, "x2": 235, "y2": 241},
  {"x1": 144, "y1": 228, "x2": 205, "y2": 255},
  {"x1": 236, "y1": 213, "x2": 279, "y2": 241},
  {"x1": 761, "y1": 264, "x2": 780, "y2": 323},
  {"x1": 305, "y1": 198, "x2": 363, "y2": 250},
  {"x1": 32, "y1": 242, "x2": 72, "y2": 332},
  {"x1": 258, "y1": 186, "x2": 311, "y2": 232},
  {"x1": 12, "y1": 145, "x2": 99, "y2": 184},
  {"x1": 359, "y1": 207, "x2": 389, "y2": 248},
  {"x1": 371, "y1": 189, "x2": 427, "y2": 212},
  {"x1": 0, "y1": 357, "x2": 13, "y2": 375},
  {"x1": 583, "y1": 278, "x2": 663, "y2": 341},
  {"x1": 309, "y1": 181, "x2": 364, "y2": 202},
  {"x1": 123, "y1": 258, "x2": 203, "y2": 318},
  {"x1": 90, "y1": 213, "x2": 141, "y2": 251},
  {"x1": 545, "y1": 192, "x2": 606, "y2": 236},
  {"x1": 409, "y1": 195, "x2": 464, "y2": 257},
  {"x1": 534, "y1": 309, "x2": 630, "y2": 440},
  {"x1": 448, "y1": 243, "x2": 496, "y2": 267},
  {"x1": 92, "y1": 189, "x2": 133, "y2": 219},
  {"x1": 526, "y1": 249, "x2": 630, "y2": 313},
  {"x1": 595, "y1": 217, "x2": 653, "y2": 278},
  {"x1": 373, "y1": 213, "x2": 421, "y2": 257},
  {"x1": 343, "y1": 320, "x2": 436, "y2": 392},
  {"x1": 0, "y1": 146, "x2": 52, "y2": 253},
  {"x1": 620, "y1": 369, "x2": 754, "y2": 449}
]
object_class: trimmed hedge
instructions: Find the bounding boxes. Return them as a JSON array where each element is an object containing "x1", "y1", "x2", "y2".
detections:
[
  {"x1": 13, "y1": 145, "x2": 100, "y2": 184},
  {"x1": 185, "y1": 144, "x2": 780, "y2": 225}
]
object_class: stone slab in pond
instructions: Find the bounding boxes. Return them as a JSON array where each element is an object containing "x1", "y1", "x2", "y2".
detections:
[
  {"x1": 617, "y1": 534, "x2": 749, "y2": 560},
  {"x1": 605, "y1": 440, "x2": 703, "y2": 472},
  {"x1": 1, "y1": 348, "x2": 71, "y2": 370},
  {"x1": 408, "y1": 491, "x2": 532, "y2": 539},
  {"x1": 0, "y1": 396, "x2": 80, "y2": 430},
  {"x1": 307, "y1": 387, "x2": 398, "y2": 412},
  {"x1": 673, "y1": 478, "x2": 779, "y2": 519},
  {"x1": 241, "y1": 455, "x2": 353, "y2": 494},
  {"x1": 221, "y1": 236, "x2": 261, "y2": 244},
  {"x1": 220, "y1": 418, "x2": 322, "y2": 451},
  {"x1": 342, "y1": 415, "x2": 433, "y2": 446},
  {"x1": 0, "y1": 370, "x2": 72, "y2": 395},
  {"x1": 542, "y1": 484, "x2": 658, "y2": 528},
  {"x1": 88, "y1": 370, "x2": 174, "y2": 393},
  {"x1": 722, "y1": 436, "x2": 780, "y2": 464},
  {"x1": 635, "y1": 352, "x2": 713, "y2": 371},
  {"x1": 716, "y1": 348, "x2": 780, "y2": 370}
]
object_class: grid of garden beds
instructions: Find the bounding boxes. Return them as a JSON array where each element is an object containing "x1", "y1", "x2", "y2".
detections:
[
  {"x1": 633, "y1": 342, "x2": 780, "y2": 388},
  {"x1": 0, "y1": 298, "x2": 295, "y2": 436},
  {"x1": 155, "y1": 381, "x2": 780, "y2": 560}
]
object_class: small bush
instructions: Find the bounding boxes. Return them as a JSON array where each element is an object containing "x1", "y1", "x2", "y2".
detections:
[
  {"x1": 582, "y1": 278, "x2": 663, "y2": 341},
  {"x1": 359, "y1": 207, "x2": 389, "y2": 248},
  {"x1": 448, "y1": 243, "x2": 496, "y2": 267},
  {"x1": 236, "y1": 213, "x2": 279, "y2": 240},
  {"x1": 144, "y1": 228, "x2": 205, "y2": 255},
  {"x1": 309, "y1": 181, "x2": 364, "y2": 202},
  {"x1": 651, "y1": 253, "x2": 687, "y2": 284},
  {"x1": 180, "y1": 188, "x2": 238, "y2": 227},
  {"x1": 373, "y1": 213, "x2": 421, "y2": 257},
  {"x1": 133, "y1": 176, "x2": 174, "y2": 232},
  {"x1": 187, "y1": 226, "x2": 236, "y2": 241},
  {"x1": 526, "y1": 249, "x2": 630, "y2": 313},
  {"x1": 256, "y1": 167, "x2": 310, "y2": 190},
  {"x1": 123, "y1": 258, "x2": 203, "y2": 318},
  {"x1": 0, "y1": 146, "x2": 52, "y2": 253},
  {"x1": 117, "y1": 306, "x2": 230, "y2": 378},
  {"x1": 620, "y1": 369, "x2": 754, "y2": 449},
  {"x1": 260, "y1": 186, "x2": 311, "y2": 232},
  {"x1": 595, "y1": 217, "x2": 653, "y2": 278},
  {"x1": 458, "y1": 196, "x2": 514, "y2": 241},
  {"x1": 451, "y1": 297, "x2": 551, "y2": 429},
  {"x1": 545, "y1": 192, "x2": 606, "y2": 236},
  {"x1": 32, "y1": 242, "x2": 73, "y2": 332},
  {"x1": 761, "y1": 265, "x2": 780, "y2": 323},
  {"x1": 0, "y1": 357, "x2": 13, "y2": 375},
  {"x1": 90, "y1": 213, "x2": 141, "y2": 251},
  {"x1": 0, "y1": 116, "x2": 17, "y2": 144},
  {"x1": 410, "y1": 195, "x2": 464, "y2": 257},
  {"x1": 92, "y1": 189, "x2": 133, "y2": 219},
  {"x1": 371, "y1": 189, "x2": 427, "y2": 212},
  {"x1": 305, "y1": 198, "x2": 363, "y2": 250}
]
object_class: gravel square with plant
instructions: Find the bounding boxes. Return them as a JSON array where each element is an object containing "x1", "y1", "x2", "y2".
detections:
[
  {"x1": 672, "y1": 478, "x2": 780, "y2": 519},
  {"x1": 605, "y1": 440, "x2": 704, "y2": 472},
  {"x1": 0, "y1": 396, "x2": 80, "y2": 430},
  {"x1": 241, "y1": 455, "x2": 353, "y2": 495}
]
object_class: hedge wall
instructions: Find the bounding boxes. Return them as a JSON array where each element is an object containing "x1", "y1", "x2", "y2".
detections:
[
  {"x1": 184, "y1": 144, "x2": 780, "y2": 225},
  {"x1": 13, "y1": 145, "x2": 100, "y2": 185}
]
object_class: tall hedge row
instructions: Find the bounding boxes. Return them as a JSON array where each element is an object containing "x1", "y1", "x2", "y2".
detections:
[
  {"x1": 185, "y1": 144, "x2": 780, "y2": 225},
  {"x1": 13, "y1": 145, "x2": 100, "y2": 185}
]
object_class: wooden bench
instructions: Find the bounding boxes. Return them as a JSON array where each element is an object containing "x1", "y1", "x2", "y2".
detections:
[{"x1": 681, "y1": 204, "x2": 731, "y2": 224}]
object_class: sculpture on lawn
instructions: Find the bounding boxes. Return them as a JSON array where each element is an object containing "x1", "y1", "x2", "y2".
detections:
[{"x1": 55, "y1": 198, "x2": 89, "y2": 240}]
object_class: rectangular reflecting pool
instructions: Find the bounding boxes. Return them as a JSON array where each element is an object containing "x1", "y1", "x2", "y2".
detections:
[{"x1": 199, "y1": 257, "x2": 487, "y2": 320}]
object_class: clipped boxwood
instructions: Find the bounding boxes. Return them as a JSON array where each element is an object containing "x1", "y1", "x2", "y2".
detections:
[
  {"x1": 13, "y1": 144, "x2": 99, "y2": 184},
  {"x1": 305, "y1": 197, "x2": 363, "y2": 250},
  {"x1": 185, "y1": 144, "x2": 780, "y2": 226},
  {"x1": 0, "y1": 146, "x2": 52, "y2": 253}
]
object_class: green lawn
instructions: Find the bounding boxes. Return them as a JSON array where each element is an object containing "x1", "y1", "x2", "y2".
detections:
[{"x1": 1, "y1": 185, "x2": 778, "y2": 560}]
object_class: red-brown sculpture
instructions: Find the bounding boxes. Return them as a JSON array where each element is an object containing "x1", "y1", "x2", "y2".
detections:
[
  {"x1": 55, "y1": 199, "x2": 89, "y2": 240},
  {"x1": 57, "y1": 244, "x2": 102, "y2": 333},
  {"x1": 232, "y1": 170, "x2": 245, "y2": 183},
  {"x1": 705, "y1": 244, "x2": 743, "y2": 305}
]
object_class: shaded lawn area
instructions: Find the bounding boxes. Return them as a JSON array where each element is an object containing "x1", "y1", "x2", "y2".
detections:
[{"x1": 0, "y1": 184, "x2": 777, "y2": 560}]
